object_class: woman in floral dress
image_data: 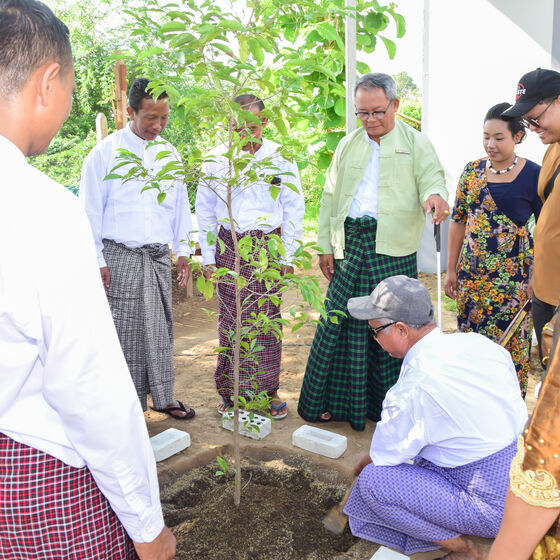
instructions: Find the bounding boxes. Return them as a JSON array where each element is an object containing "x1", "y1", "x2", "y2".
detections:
[{"x1": 445, "y1": 103, "x2": 542, "y2": 396}]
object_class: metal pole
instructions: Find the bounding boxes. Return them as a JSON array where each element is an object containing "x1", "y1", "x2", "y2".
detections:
[{"x1": 345, "y1": 0, "x2": 357, "y2": 135}]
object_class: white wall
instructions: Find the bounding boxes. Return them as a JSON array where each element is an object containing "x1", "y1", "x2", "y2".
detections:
[{"x1": 418, "y1": 0, "x2": 554, "y2": 272}]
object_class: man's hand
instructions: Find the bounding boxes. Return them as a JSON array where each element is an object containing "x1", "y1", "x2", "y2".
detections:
[
  {"x1": 319, "y1": 254, "x2": 335, "y2": 282},
  {"x1": 203, "y1": 264, "x2": 216, "y2": 281},
  {"x1": 444, "y1": 270, "x2": 457, "y2": 299},
  {"x1": 133, "y1": 526, "x2": 176, "y2": 560},
  {"x1": 176, "y1": 257, "x2": 191, "y2": 288},
  {"x1": 100, "y1": 266, "x2": 110, "y2": 293},
  {"x1": 353, "y1": 451, "x2": 373, "y2": 477},
  {"x1": 424, "y1": 194, "x2": 450, "y2": 224},
  {"x1": 280, "y1": 265, "x2": 294, "y2": 276}
]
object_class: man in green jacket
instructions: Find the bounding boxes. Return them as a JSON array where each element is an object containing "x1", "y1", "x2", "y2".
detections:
[{"x1": 298, "y1": 73, "x2": 449, "y2": 431}]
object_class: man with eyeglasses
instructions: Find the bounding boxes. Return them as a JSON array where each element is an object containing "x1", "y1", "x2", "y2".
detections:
[
  {"x1": 298, "y1": 72, "x2": 449, "y2": 431},
  {"x1": 342, "y1": 275, "x2": 527, "y2": 558},
  {"x1": 502, "y1": 68, "x2": 560, "y2": 367}
]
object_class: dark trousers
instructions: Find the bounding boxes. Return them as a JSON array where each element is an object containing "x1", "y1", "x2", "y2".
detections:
[{"x1": 532, "y1": 294, "x2": 557, "y2": 367}]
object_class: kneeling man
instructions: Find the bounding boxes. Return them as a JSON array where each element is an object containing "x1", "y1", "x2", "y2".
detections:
[{"x1": 344, "y1": 276, "x2": 527, "y2": 559}]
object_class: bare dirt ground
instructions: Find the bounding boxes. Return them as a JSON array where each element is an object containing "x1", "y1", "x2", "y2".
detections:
[{"x1": 148, "y1": 256, "x2": 540, "y2": 559}]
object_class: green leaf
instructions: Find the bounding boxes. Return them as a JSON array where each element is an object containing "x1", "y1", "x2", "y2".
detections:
[
  {"x1": 316, "y1": 22, "x2": 342, "y2": 46},
  {"x1": 138, "y1": 46, "x2": 164, "y2": 60},
  {"x1": 356, "y1": 61, "x2": 370, "y2": 74},
  {"x1": 154, "y1": 150, "x2": 172, "y2": 161},
  {"x1": 317, "y1": 152, "x2": 332, "y2": 169},
  {"x1": 206, "y1": 231, "x2": 217, "y2": 246},
  {"x1": 159, "y1": 21, "x2": 186, "y2": 34},
  {"x1": 248, "y1": 38, "x2": 264, "y2": 65},
  {"x1": 196, "y1": 276, "x2": 206, "y2": 296},
  {"x1": 218, "y1": 238, "x2": 226, "y2": 255},
  {"x1": 393, "y1": 13, "x2": 406, "y2": 38},
  {"x1": 326, "y1": 130, "x2": 344, "y2": 152},
  {"x1": 238, "y1": 36, "x2": 249, "y2": 62},
  {"x1": 220, "y1": 19, "x2": 244, "y2": 31},
  {"x1": 104, "y1": 173, "x2": 123, "y2": 180},
  {"x1": 380, "y1": 35, "x2": 396, "y2": 59},
  {"x1": 334, "y1": 97, "x2": 345, "y2": 117},
  {"x1": 217, "y1": 456, "x2": 228, "y2": 471},
  {"x1": 157, "y1": 192, "x2": 167, "y2": 204},
  {"x1": 203, "y1": 280, "x2": 214, "y2": 300}
]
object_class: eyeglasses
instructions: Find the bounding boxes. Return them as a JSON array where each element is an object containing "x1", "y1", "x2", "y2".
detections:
[
  {"x1": 368, "y1": 321, "x2": 397, "y2": 338},
  {"x1": 522, "y1": 98, "x2": 556, "y2": 128},
  {"x1": 355, "y1": 100, "x2": 393, "y2": 121}
]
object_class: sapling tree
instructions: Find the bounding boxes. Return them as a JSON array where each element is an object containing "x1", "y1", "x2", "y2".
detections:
[{"x1": 116, "y1": 0, "x2": 404, "y2": 505}]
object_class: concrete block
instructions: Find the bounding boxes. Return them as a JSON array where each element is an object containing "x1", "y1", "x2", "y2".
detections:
[
  {"x1": 292, "y1": 425, "x2": 347, "y2": 459},
  {"x1": 222, "y1": 410, "x2": 271, "y2": 440},
  {"x1": 150, "y1": 428, "x2": 191, "y2": 462},
  {"x1": 370, "y1": 547, "x2": 408, "y2": 559}
]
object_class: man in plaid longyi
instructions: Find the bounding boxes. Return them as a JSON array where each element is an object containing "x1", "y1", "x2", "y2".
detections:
[{"x1": 298, "y1": 73, "x2": 449, "y2": 430}]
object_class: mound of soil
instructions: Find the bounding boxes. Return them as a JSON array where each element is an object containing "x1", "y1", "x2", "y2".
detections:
[{"x1": 160, "y1": 453, "x2": 358, "y2": 560}]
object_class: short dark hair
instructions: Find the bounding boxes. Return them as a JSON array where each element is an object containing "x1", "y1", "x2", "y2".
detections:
[
  {"x1": 0, "y1": 0, "x2": 72, "y2": 97},
  {"x1": 233, "y1": 94, "x2": 265, "y2": 112},
  {"x1": 128, "y1": 78, "x2": 169, "y2": 113},
  {"x1": 485, "y1": 102, "x2": 527, "y2": 143}
]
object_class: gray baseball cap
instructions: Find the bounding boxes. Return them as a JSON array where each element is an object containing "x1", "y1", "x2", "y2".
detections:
[{"x1": 347, "y1": 275, "x2": 434, "y2": 324}]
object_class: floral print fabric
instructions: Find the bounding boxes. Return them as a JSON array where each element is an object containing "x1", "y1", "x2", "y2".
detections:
[{"x1": 452, "y1": 159, "x2": 536, "y2": 396}]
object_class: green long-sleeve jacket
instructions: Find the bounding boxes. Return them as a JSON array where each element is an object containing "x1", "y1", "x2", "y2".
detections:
[{"x1": 317, "y1": 120, "x2": 447, "y2": 259}]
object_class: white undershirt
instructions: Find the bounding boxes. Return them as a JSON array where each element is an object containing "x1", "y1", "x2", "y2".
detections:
[
  {"x1": 347, "y1": 131, "x2": 380, "y2": 219},
  {"x1": 0, "y1": 136, "x2": 164, "y2": 543},
  {"x1": 371, "y1": 328, "x2": 528, "y2": 467}
]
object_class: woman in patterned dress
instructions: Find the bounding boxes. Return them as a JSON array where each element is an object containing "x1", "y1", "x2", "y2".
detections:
[{"x1": 445, "y1": 103, "x2": 542, "y2": 397}]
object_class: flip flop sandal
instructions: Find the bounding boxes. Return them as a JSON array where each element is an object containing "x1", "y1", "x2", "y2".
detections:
[
  {"x1": 152, "y1": 400, "x2": 195, "y2": 420},
  {"x1": 270, "y1": 401, "x2": 288, "y2": 420}
]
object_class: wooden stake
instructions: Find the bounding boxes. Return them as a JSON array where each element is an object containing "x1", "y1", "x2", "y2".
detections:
[{"x1": 113, "y1": 56, "x2": 128, "y2": 130}]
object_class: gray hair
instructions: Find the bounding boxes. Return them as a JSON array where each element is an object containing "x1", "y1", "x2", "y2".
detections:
[{"x1": 354, "y1": 73, "x2": 397, "y2": 101}]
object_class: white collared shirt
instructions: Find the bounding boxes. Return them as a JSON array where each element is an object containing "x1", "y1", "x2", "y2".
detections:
[
  {"x1": 195, "y1": 138, "x2": 304, "y2": 265},
  {"x1": 0, "y1": 136, "x2": 163, "y2": 543},
  {"x1": 79, "y1": 124, "x2": 193, "y2": 267},
  {"x1": 370, "y1": 328, "x2": 528, "y2": 467},
  {"x1": 347, "y1": 131, "x2": 380, "y2": 219}
]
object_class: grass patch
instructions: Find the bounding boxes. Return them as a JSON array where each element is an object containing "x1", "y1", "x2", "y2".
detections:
[{"x1": 443, "y1": 294, "x2": 457, "y2": 312}]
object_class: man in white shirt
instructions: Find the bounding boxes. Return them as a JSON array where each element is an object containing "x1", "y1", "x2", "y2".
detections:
[
  {"x1": 0, "y1": 1, "x2": 174, "y2": 558},
  {"x1": 80, "y1": 78, "x2": 195, "y2": 420},
  {"x1": 196, "y1": 94, "x2": 304, "y2": 417},
  {"x1": 343, "y1": 275, "x2": 528, "y2": 559}
]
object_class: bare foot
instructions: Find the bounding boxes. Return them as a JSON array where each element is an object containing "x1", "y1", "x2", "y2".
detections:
[
  {"x1": 436, "y1": 536, "x2": 487, "y2": 560},
  {"x1": 217, "y1": 401, "x2": 231, "y2": 413},
  {"x1": 320, "y1": 411, "x2": 332, "y2": 421}
]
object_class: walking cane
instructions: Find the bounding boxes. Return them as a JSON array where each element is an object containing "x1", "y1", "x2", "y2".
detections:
[{"x1": 434, "y1": 224, "x2": 442, "y2": 329}]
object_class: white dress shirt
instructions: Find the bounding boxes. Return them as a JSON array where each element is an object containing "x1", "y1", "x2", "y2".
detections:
[
  {"x1": 80, "y1": 124, "x2": 193, "y2": 267},
  {"x1": 0, "y1": 136, "x2": 164, "y2": 543},
  {"x1": 195, "y1": 138, "x2": 305, "y2": 265},
  {"x1": 371, "y1": 328, "x2": 528, "y2": 468},
  {"x1": 347, "y1": 131, "x2": 380, "y2": 219}
]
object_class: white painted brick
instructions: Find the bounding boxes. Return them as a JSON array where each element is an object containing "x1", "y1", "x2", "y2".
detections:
[
  {"x1": 150, "y1": 428, "x2": 191, "y2": 462},
  {"x1": 370, "y1": 546, "x2": 408, "y2": 559},
  {"x1": 292, "y1": 425, "x2": 347, "y2": 459},
  {"x1": 221, "y1": 410, "x2": 271, "y2": 440}
]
